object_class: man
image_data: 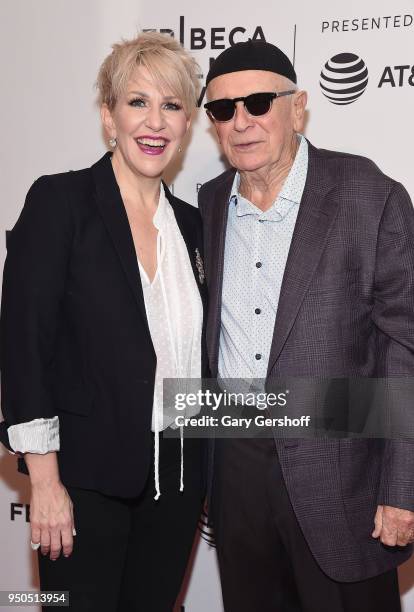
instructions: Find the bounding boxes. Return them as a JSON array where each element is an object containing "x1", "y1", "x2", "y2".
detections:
[{"x1": 198, "y1": 40, "x2": 414, "y2": 612}]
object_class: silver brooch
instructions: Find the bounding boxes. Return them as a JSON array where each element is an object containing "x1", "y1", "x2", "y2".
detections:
[{"x1": 195, "y1": 248, "x2": 205, "y2": 284}]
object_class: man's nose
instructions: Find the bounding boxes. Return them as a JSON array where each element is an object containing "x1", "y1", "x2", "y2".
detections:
[{"x1": 233, "y1": 102, "x2": 252, "y2": 131}]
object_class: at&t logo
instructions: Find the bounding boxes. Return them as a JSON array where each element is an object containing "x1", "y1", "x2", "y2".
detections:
[{"x1": 320, "y1": 53, "x2": 369, "y2": 105}]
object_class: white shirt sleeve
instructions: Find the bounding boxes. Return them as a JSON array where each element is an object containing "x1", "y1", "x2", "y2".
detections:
[{"x1": 7, "y1": 417, "x2": 60, "y2": 454}]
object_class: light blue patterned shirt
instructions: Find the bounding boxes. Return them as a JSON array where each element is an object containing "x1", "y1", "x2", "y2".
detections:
[{"x1": 218, "y1": 135, "x2": 309, "y2": 381}]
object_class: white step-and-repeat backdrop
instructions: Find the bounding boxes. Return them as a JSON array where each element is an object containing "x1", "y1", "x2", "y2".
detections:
[{"x1": 1, "y1": 0, "x2": 413, "y2": 609}]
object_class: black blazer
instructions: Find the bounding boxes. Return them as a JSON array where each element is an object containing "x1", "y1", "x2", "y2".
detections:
[{"x1": 0, "y1": 152, "x2": 208, "y2": 497}]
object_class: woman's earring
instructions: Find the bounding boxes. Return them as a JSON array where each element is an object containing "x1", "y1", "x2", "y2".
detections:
[
  {"x1": 109, "y1": 137, "x2": 117, "y2": 148},
  {"x1": 178, "y1": 145, "x2": 182, "y2": 153}
]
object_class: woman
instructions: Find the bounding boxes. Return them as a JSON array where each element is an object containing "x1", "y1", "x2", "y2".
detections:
[{"x1": 0, "y1": 32, "x2": 207, "y2": 611}]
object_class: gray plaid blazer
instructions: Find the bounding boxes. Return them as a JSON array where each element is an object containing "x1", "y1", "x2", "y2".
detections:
[{"x1": 198, "y1": 139, "x2": 414, "y2": 582}]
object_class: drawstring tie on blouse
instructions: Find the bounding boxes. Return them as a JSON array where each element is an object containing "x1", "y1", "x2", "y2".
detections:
[{"x1": 153, "y1": 230, "x2": 184, "y2": 500}]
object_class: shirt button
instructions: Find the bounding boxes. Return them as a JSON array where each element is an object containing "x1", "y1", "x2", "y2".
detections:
[
  {"x1": 255, "y1": 308, "x2": 261, "y2": 314},
  {"x1": 256, "y1": 262, "x2": 262, "y2": 268},
  {"x1": 255, "y1": 354, "x2": 262, "y2": 360}
]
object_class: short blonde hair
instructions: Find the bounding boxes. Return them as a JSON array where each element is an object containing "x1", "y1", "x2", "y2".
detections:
[{"x1": 96, "y1": 32, "x2": 200, "y2": 115}]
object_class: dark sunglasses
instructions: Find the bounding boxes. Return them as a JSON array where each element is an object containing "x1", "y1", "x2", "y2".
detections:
[{"x1": 204, "y1": 90, "x2": 296, "y2": 122}]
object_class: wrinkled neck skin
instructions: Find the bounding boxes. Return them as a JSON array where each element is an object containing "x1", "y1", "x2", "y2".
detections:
[{"x1": 238, "y1": 132, "x2": 299, "y2": 212}]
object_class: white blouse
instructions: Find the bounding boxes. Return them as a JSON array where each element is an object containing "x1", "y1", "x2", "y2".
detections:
[{"x1": 138, "y1": 184, "x2": 202, "y2": 498}]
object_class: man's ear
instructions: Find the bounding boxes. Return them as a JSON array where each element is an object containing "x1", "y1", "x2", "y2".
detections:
[
  {"x1": 101, "y1": 104, "x2": 116, "y2": 139},
  {"x1": 292, "y1": 90, "x2": 308, "y2": 133}
]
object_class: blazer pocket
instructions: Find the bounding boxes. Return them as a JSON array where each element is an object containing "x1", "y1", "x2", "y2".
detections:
[{"x1": 54, "y1": 383, "x2": 93, "y2": 417}]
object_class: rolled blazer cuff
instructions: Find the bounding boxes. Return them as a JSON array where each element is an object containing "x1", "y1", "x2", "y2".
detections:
[{"x1": 8, "y1": 416, "x2": 60, "y2": 454}]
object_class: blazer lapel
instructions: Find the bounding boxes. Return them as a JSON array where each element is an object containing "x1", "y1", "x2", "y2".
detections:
[
  {"x1": 204, "y1": 172, "x2": 235, "y2": 374},
  {"x1": 91, "y1": 153, "x2": 149, "y2": 330},
  {"x1": 267, "y1": 144, "x2": 340, "y2": 374},
  {"x1": 163, "y1": 183, "x2": 208, "y2": 310}
]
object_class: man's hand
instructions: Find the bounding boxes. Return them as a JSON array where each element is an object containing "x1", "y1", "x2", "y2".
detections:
[{"x1": 372, "y1": 504, "x2": 414, "y2": 547}]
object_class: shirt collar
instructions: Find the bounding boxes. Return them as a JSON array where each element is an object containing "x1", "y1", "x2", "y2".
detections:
[{"x1": 229, "y1": 134, "x2": 308, "y2": 221}]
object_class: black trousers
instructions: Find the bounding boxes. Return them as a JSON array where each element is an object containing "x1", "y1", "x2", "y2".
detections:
[
  {"x1": 211, "y1": 437, "x2": 401, "y2": 612},
  {"x1": 38, "y1": 434, "x2": 203, "y2": 612}
]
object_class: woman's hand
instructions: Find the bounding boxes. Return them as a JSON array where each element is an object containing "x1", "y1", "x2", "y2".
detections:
[
  {"x1": 25, "y1": 452, "x2": 76, "y2": 560},
  {"x1": 30, "y1": 480, "x2": 75, "y2": 559}
]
